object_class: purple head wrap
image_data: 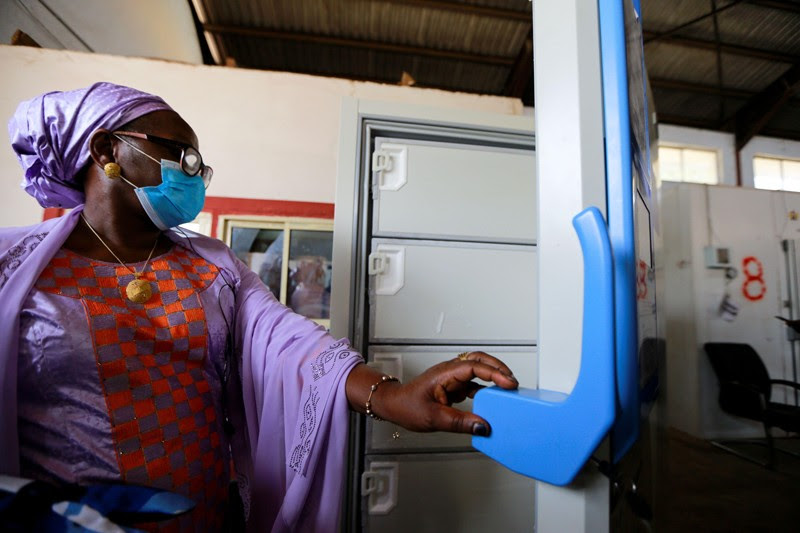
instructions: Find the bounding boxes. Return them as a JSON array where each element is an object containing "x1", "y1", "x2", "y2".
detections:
[{"x1": 8, "y1": 82, "x2": 173, "y2": 208}]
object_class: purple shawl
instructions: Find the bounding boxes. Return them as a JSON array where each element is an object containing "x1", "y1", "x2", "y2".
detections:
[{"x1": 0, "y1": 210, "x2": 362, "y2": 532}]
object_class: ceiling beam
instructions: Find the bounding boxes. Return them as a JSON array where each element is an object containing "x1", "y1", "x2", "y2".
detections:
[
  {"x1": 187, "y1": 0, "x2": 216, "y2": 65},
  {"x1": 203, "y1": 24, "x2": 516, "y2": 66},
  {"x1": 761, "y1": 126, "x2": 800, "y2": 141},
  {"x1": 656, "y1": 113, "x2": 722, "y2": 130},
  {"x1": 190, "y1": 0, "x2": 227, "y2": 65},
  {"x1": 10, "y1": 29, "x2": 41, "y2": 47},
  {"x1": 727, "y1": 62, "x2": 800, "y2": 149},
  {"x1": 640, "y1": 113, "x2": 800, "y2": 142},
  {"x1": 651, "y1": 78, "x2": 800, "y2": 104},
  {"x1": 379, "y1": 0, "x2": 532, "y2": 22},
  {"x1": 746, "y1": 0, "x2": 800, "y2": 14},
  {"x1": 642, "y1": 31, "x2": 798, "y2": 63},
  {"x1": 234, "y1": 66, "x2": 498, "y2": 97},
  {"x1": 504, "y1": 38, "x2": 533, "y2": 98},
  {"x1": 650, "y1": 77, "x2": 753, "y2": 99}
]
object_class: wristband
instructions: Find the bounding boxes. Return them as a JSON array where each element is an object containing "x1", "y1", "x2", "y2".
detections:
[{"x1": 365, "y1": 375, "x2": 400, "y2": 421}]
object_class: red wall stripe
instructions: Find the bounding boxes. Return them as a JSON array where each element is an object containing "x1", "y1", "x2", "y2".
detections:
[
  {"x1": 202, "y1": 196, "x2": 333, "y2": 217},
  {"x1": 43, "y1": 207, "x2": 65, "y2": 220},
  {"x1": 201, "y1": 197, "x2": 334, "y2": 238}
]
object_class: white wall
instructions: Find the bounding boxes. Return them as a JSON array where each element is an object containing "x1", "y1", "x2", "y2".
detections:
[
  {"x1": 662, "y1": 182, "x2": 800, "y2": 439},
  {"x1": 0, "y1": 45, "x2": 522, "y2": 228},
  {"x1": 661, "y1": 184, "x2": 704, "y2": 436},
  {"x1": 658, "y1": 123, "x2": 800, "y2": 188}
]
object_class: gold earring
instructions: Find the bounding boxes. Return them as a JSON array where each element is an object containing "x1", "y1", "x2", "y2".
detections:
[{"x1": 104, "y1": 162, "x2": 121, "y2": 179}]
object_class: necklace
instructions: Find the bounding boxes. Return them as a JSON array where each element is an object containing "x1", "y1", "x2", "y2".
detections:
[{"x1": 80, "y1": 213, "x2": 160, "y2": 304}]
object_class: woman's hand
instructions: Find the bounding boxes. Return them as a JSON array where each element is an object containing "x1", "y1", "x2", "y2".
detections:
[{"x1": 346, "y1": 352, "x2": 518, "y2": 436}]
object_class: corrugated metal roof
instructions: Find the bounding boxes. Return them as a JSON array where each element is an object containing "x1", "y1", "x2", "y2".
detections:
[
  {"x1": 646, "y1": 43, "x2": 720, "y2": 85},
  {"x1": 227, "y1": 33, "x2": 510, "y2": 92},
  {"x1": 722, "y1": 55, "x2": 793, "y2": 90},
  {"x1": 207, "y1": 0, "x2": 528, "y2": 55},
  {"x1": 679, "y1": 3, "x2": 800, "y2": 55},
  {"x1": 194, "y1": 0, "x2": 800, "y2": 141},
  {"x1": 642, "y1": 0, "x2": 727, "y2": 34}
]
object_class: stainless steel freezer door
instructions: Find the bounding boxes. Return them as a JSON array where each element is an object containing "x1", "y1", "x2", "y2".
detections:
[
  {"x1": 368, "y1": 239, "x2": 538, "y2": 344},
  {"x1": 366, "y1": 346, "x2": 538, "y2": 452},
  {"x1": 372, "y1": 137, "x2": 536, "y2": 244},
  {"x1": 362, "y1": 453, "x2": 535, "y2": 532}
]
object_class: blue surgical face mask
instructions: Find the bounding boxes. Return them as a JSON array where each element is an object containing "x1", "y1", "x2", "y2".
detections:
[{"x1": 133, "y1": 159, "x2": 206, "y2": 230}]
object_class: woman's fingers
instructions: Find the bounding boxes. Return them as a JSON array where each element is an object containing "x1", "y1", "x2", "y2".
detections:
[
  {"x1": 461, "y1": 350, "x2": 515, "y2": 378},
  {"x1": 434, "y1": 381, "x2": 484, "y2": 405},
  {"x1": 389, "y1": 353, "x2": 518, "y2": 433},
  {"x1": 430, "y1": 403, "x2": 492, "y2": 436},
  {"x1": 465, "y1": 382, "x2": 485, "y2": 399},
  {"x1": 444, "y1": 358, "x2": 519, "y2": 391}
]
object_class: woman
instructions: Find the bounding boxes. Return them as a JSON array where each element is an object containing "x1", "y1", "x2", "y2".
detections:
[{"x1": 0, "y1": 83, "x2": 518, "y2": 531}]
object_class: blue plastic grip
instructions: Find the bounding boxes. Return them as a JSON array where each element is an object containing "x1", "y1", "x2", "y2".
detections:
[{"x1": 471, "y1": 206, "x2": 616, "y2": 485}]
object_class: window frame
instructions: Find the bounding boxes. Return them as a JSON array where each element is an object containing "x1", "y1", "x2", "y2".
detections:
[
  {"x1": 657, "y1": 143, "x2": 721, "y2": 185},
  {"x1": 752, "y1": 154, "x2": 800, "y2": 192},
  {"x1": 219, "y1": 215, "x2": 334, "y2": 328}
]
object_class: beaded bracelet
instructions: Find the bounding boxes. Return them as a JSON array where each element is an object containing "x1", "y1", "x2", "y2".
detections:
[{"x1": 365, "y1": 375, "x2": 400, "y2": 421}]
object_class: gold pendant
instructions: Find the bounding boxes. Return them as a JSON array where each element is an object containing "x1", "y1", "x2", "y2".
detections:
[{"x1": 126, "y1": 275, "x2": 153, "y2": 304}]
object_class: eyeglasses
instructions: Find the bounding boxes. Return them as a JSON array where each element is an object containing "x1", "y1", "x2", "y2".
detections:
[{"x1": 113, "y1": 131, "x2": 213, "y2": 188}]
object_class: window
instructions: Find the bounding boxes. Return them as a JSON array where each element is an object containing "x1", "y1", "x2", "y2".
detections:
[
  {"x1": 221, "y1": 217, "x2": 334, "y2": 328},
  {"x1": 753, "y1": 156, "x2": 800, "y2": 192},
  {"x1": 658, "y1": 146, "x2": 719, "y2": 184}
]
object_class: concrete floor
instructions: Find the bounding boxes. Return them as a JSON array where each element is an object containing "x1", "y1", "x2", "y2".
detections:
[{"x1": 659, "y1": 429, "x2": 800, "y2": 533}]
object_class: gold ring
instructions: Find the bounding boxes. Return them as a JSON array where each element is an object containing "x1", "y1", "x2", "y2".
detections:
[{"x1": 457, "y1": 352, "x2": 471, "y2": 361}]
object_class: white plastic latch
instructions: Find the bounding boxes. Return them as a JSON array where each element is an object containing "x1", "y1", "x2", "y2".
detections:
[
  {"x1": 372, "y1": 150, "x2": 393, "y2": 172},
  {"x1": 370, "y1": 353, "x2": 403, "y2": 382},
  {"x1": 368, "y1": 252, "x2": 387, "y2": 275},
  {"x1": 368, "y1": 246, "x2": 405, "y2": 295},
  {"x1": 371, "y1": 144, "x2": 408, "y2": 191},
  {"x1": 361, "y1": 462, "x2": 398, "y2": 515}
]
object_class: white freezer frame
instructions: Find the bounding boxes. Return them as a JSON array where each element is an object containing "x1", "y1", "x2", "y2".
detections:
[{"x1": 332, "y1": 0, "x2": 611, "y2": 523}]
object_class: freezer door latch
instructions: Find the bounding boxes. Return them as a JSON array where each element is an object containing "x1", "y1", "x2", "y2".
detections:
[
  {"x1": 361, "y1": 462, "x2": 398, "y2": 515},
  {"x1": 371, "y1": 144, "x2": 408, "y2": 191},
  {"x1": 367, "y1": 252, "x2": 388, "y2": 275},
  {"x1": 368, "y1": 246, "x2": 405, "y2": 295},
  {"x1": 369, "y1": 353, "x2": 404, "y2": 382}
]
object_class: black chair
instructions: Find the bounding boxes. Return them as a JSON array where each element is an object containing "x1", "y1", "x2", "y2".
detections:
[{"x1": 703, "y1": 342, "x2": 800, "y2": 468}]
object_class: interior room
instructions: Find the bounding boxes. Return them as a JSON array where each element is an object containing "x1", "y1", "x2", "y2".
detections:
[{"x1": 1, "y1": 1, "x2": 799, "y2": 532}]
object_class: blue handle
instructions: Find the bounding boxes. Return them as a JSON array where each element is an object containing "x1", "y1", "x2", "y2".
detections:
[{"x1": 472, "y1": 206, "x2": 615, "y2": 485}]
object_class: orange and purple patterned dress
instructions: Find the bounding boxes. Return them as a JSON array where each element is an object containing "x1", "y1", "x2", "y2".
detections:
[{"x1": 18, "y1": 245, "x2": 232, "y2": 531}]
